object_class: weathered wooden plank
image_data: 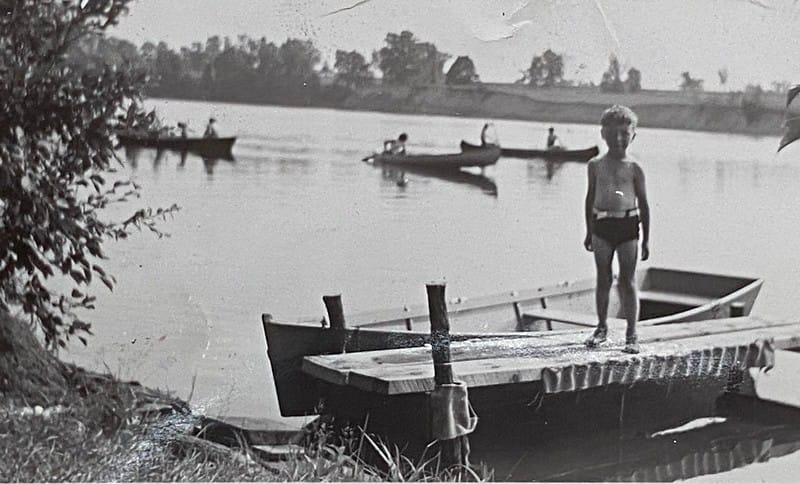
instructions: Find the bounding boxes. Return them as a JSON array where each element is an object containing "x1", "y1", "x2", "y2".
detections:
[
  {"x1": 302, "y1": 317, "x2": 790, "y2": 384},
  {"x1": 310, "y1": 322, "x2": 800, "y2": 395}
]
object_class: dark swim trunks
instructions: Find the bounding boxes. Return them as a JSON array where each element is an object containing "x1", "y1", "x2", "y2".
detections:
[{"x1": 592, "y1": 216, "x2": 640, "y2": 247}]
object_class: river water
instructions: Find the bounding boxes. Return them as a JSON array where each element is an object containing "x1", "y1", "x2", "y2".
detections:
[{"x1": 63, "y1": 99, "x2": 800, "y2": 480}]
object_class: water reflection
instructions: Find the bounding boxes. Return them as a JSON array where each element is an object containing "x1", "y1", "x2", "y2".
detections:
[
  {"x1": 472, "y1": 392, "x2": 800, "y2": 482},
  {"x1": 374, "y1": 163, "x2": 498, "y2": 197},
  {"x1": 121, "y1": 146, "x2": 234, "y2": 175},
  {"x1": 526, "y1": 160, "x2": 567, "y2": 181}
]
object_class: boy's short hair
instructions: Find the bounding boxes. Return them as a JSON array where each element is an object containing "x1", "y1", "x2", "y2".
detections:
[
  {"x1": 398, "y1": 133, "x2": 408, "y2": 141},
  {"x1": 600, "y1": 105, "x2": 638, "y2": 128}
]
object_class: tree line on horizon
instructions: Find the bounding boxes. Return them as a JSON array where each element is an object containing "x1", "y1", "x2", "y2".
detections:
[{"x1": 68, "y1": 29, "x2": 789, "y2": 113}]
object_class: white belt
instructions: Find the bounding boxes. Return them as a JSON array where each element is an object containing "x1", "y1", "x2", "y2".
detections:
[{"x1": 594, "y1": 208, "x2": 639, "y2": 219}]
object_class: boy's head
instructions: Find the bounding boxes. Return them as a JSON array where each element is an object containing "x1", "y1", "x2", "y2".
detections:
[
  {"x1": 548, "y1": 127, "x2": 554, "y2": 133},
  {"x1": 398, "y1": 133, "x2": 408, "y2": 142},
  {"x1": 600, "y1": 105, "x2": 637, "y2": 156}
]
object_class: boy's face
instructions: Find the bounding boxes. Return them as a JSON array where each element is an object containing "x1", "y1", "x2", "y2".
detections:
[{"x1": 601, "y1": 122, "x2": 635, "y2": 155}]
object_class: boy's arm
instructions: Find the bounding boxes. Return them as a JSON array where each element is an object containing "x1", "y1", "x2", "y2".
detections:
[
  {"x1": 634, "y1": 163, "x2": 650, "y2": 260},
  {"x1": 584, "y1": 162, "x2": 596, "y2": 250}
]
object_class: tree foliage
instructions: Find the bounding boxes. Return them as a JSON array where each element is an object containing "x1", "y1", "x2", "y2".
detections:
[
  {"x1": 624, "y1": 68, "x2": 642, "y2": 92},
  {"x1": 523, "y1": 49, "x2": 564, "y2": 87},
  {"x1": 0, "y1": 0, "x2": 175, "y2": 348},
  {"x1": 334, "y1": 50, "x2": 373, "y2": 89},
  {"x1": 374, "y1": 31, "x2": 450, "y2": 85},
  {"x1": 445, "y1": 56, "x2": 479, "y2": 85},
  {"x1": 600, "y1": 55, "x2": 625, "y2": 93}
]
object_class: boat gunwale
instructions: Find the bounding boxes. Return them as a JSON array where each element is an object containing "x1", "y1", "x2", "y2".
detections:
[{"x1": 266, "y1": 267, "x2": 764, "y2": 332}]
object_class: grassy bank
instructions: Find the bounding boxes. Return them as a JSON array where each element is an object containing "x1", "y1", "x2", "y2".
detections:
[
  {"x1": 0, "y1": 313, "x2": 486, "y2": 482},
  {"x1": 339, "y1": 84, "x2": 790, "y2": 137}
]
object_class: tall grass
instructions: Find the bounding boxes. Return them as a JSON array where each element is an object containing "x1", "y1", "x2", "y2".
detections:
[{"x1": 1, "y1": 313, "x2": 490, "y2": 481}]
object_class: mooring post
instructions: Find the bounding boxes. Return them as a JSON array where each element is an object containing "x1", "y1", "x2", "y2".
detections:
[
  {"x1": 730, "y1": 302, "x2": 746, "y2": 318},
  {"x1": 323, "y1": 294, "x2": 347, "y2": 352},
  {"x1": 426, "y1": 282, "x2": 471, "y2": 469}
]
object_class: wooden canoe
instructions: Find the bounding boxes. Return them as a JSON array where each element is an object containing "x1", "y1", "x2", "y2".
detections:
[
  {"x1": 367, "y1": 144, "x2": 501, "y2": 169},
  {"x1": 461, "y1": 140, "x2": 599, "y2": 162},
  {"x1": 117, "y1": 133, "x2": 236, "y2": 158},
  {"x1": 263, "y1": 267, "x2": 763, "y2": 416}
]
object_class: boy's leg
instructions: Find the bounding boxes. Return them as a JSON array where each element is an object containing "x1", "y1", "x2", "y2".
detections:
[
  {"x1": 586, "y1": 235, "x2": 614, "y2": 346},
  {"x1": 616, "y1": 238, "x2": 640, "y2": 352}
]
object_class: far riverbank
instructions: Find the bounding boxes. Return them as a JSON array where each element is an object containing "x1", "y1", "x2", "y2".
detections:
[{"x1": 150, "y1": 83, "x2": 792, "y2": 138}]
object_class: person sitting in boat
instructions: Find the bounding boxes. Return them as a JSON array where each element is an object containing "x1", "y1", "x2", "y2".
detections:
[
  {"x1": 480, "y1": 123, "x2": 499, "y2": 146},
  {"x1": 203, "y1": 118, "x2": 218, "y2": 138},
  {"x1": 384, "y1": 133, "x2": 408, "y2": 155},
  {"x1": 546, "y1": 127, "x2": 560, "y2": 149}
]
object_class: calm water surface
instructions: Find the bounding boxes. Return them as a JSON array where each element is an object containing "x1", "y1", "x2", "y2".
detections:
[{"x1": 63, "y1": 99, "x2": 800, "y2": 480}]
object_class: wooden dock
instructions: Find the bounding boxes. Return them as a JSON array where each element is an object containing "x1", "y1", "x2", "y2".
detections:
[
  {"x1": 300, "y1": 314, "x2": 800, "y2": 455},
  {"x1": 304, "y1": 317, "x2": 798, "y2": 395}
]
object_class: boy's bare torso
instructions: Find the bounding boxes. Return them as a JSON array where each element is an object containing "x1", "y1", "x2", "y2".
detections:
[{"x1": 592, "y1": 156, "x2": 639, "y2": 211}]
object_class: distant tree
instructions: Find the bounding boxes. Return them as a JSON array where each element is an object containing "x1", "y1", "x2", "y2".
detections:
[
  {"x1": 153, "y1": 41, "x2": 184, "y2": 94},
  {"x1": 680, "y1": 71, "x2": 704, "y2": 91},
  {"x1": 741, "y1": 84, "x2": 765, "y2": 125},
  {"x1": 599, "y1": 55, "x2": 625, "y2": 92},
  {"x1": 624, "y1": 67, "x2": 642, "y2": 92},
  {"x1": 524, "y1": 49, "x2": 564, "y2": 87},
  {"x1": 718, "y1": 68, "x2": 729, "y2": 89},
  {"x1": 333, "y1": 50, "x2": 373, "y2": 89},
  {"x1": 445, "y1": 56, "x2": 479, "y2": 85},
  {"x1": 374, "y1": 31, "x2": 449, "y2": 85},
  {"x1": 1, "y1": 0, "x2": 176, "y2": 349}
]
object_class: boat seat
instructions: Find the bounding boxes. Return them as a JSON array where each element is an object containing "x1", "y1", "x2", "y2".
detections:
[
  {"x1": 638, "y1": 290, "x2": 713, "y2": 308},
  {"x1": 521, "y1": 308, "x2": 625, "y2": 328}
]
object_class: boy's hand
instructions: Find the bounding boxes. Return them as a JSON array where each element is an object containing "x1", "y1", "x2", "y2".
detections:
[
  {"x1": 584, "y1": 233, "x2": 593, "y2": 252},
  {"x1": 641, "y1": 241, "x2": 649, "y2": 261}
]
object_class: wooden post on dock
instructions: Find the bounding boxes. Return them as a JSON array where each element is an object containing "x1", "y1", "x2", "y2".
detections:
[
  {"x1": 323, "y1": 294, "x2": 348, "y2": 352},
  {"x1": 426, "y1": 282, "x2": 470, "y2": 469},
  {"x1": 323, "y1": 294, "x2": 346, "y2": 330}
]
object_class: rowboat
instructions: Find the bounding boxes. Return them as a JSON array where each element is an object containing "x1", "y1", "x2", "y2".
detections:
[
  {"x1": 117, "y1": 133, "x2": 236, "y2": 159},
  {"x1": 460, "y1": 140, "x2": 599, "y2": 162},
  {"x1": 366, "y1": 144, "x2": 501, "y2": 169},
  {"x1": 263, "y1": 267, "x2": 763, "y2": 416}
]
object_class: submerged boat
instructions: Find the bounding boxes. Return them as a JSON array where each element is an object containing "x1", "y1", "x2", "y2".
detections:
[
  {"x1": 461, "y1": 140, "x2": 599, "y2": 162},
  {"x1": 117, "y1": 133, "x2": 236, "y2": 158},
  {"x1": 263, "y1": 267, "x2": 763, "y2": 416},
  {"x1": 366, "y1": 144, "x2": 501, "y2": 169}
]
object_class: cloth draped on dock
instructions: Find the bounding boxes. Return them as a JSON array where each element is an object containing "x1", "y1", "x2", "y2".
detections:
[
  {"x1": 541, "y1": 338, "x2": 775, "y2": 394},
  {"x1": 430, "y1": 381, "x2": 478, "y2": 440}
]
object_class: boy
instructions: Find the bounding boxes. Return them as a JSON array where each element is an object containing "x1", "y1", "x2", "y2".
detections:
[{"x1": 583, "y1": 105, "x2": 650, "y2": 354}]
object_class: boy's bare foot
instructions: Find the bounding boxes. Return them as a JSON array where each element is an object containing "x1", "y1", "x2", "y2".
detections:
[
  {"x1": 622, "y1": 336, "x2": 639, "y2": 354},
  {"x1": 584, "y1": 327, "x2": 608, "y2": 348}
]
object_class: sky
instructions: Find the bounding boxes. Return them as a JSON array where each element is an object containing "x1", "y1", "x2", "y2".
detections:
[{"x1": 110, "y1": 0, "x2": 800, "y2": 91}]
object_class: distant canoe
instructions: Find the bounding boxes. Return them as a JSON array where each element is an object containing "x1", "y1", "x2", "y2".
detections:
[
  {"x1": 368, "y1": 144, "x2": 501, "y2": 169},
  {"x1": 461, "y1": 140, "x2": 598, "y2": 162},
  {"x1": 117, "y1": 133, "x2": 236, "y2": 158}
]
